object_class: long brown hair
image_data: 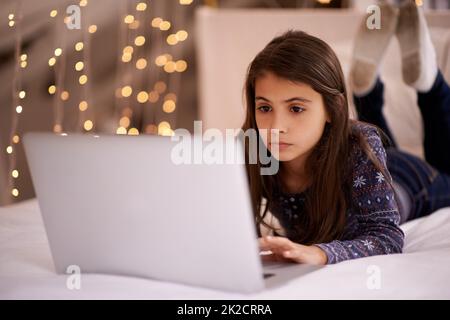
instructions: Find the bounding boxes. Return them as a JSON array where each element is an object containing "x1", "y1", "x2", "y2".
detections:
[{"x1": 242, "y1": 30, "x2": 394, "y2": 244}]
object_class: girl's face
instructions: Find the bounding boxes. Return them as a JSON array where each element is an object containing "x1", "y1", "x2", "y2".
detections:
[{"x1": 255, "y1": 71, "x2": 330, "y2": 163}]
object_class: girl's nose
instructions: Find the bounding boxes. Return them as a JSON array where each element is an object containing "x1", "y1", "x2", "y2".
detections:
[{"x1": 271, "y1": 115, "x2": 288, "y2": 134}]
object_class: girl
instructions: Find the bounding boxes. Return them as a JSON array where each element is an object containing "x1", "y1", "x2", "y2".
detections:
[{"x1": 242, "y1": 1, "x2": 450, "y2": 265}]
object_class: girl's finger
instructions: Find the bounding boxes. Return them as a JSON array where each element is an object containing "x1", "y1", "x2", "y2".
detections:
[
  {"x1": 258, "y1": 237, "x2": 272, "y2": 251},
  {"x1": 261, "y1": 252, "x2": 289, "y2": 263},
  {"x1": 265, "y1": 236, "x2": 294, "y2": 250}
]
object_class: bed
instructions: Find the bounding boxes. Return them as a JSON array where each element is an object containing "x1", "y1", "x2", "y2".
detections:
[
  {"x1": 2, "y1": 8, "x2": 450, "y2": 300},
  {"x1": 1, "y1": 198, "x2": 450, "y2": 299}
]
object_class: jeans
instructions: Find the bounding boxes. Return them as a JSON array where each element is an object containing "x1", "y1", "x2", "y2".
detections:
[{"x1": 353, "y1": 71, "x2": 450, "y2": 223}]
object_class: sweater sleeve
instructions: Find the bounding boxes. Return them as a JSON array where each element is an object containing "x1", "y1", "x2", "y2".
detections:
[{"x1": 315, "y1": 127, "x2": 405, "y2": 264}]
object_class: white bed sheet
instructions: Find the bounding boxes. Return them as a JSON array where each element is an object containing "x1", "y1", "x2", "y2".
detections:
[{"x1": 1, "y1": 198, "x2": 450, "y2": 299}]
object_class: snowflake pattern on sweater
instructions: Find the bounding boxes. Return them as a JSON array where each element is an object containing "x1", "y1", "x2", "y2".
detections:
[{"x1": 269, "y1": 122, "x2": 405, "y2": 264}]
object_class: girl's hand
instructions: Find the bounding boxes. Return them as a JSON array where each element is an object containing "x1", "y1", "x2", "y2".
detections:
[{"x1": 258, "y1": 236, "x2": 328, "y2": 265}]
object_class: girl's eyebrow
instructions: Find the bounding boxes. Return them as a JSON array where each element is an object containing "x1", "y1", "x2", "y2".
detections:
[{"x1": 255, "y1": 96, "x2": 312, "y2": 103}]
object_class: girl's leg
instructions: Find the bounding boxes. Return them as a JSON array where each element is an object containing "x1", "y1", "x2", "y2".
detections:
[
  {"x1": 396, "y1": 2, "x2": 450, "y2": 174},
  {"x1": 353, "y1": 79, "x2": 398, "y2": 148},
  {"x1": 386, "y1": 148, "x2": 450, "y2": 223},
  {"x1": 417, "y1": 71, "x2": 450, "y2": 175},
  {"x1": 349, "y1": 2, "x2": 399, "y2": 147}
]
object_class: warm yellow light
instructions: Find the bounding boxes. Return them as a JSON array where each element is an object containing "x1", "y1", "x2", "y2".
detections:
[
  {"x1": 9, "y1": 20, "x2": 15, "y2": 27},
  {"x1": 88, "y1": 25, "x2": 97, "y2": 33},
  {"x1": 20, "y1": 54, "x2": 27, "y2": 61},
  {"x1": 12, "y1": 188, "x2": 19, "y2": 197},
  {"x1": 176, "y1": 30, "x2": 188, "y2": 41},
  {"x1": 136, "y1": 2, "x2": 147, "y2": 11},
  {"x1": 53, "y1": 124, "x2": 62, "y2": 133},
  {"x1": 16, "y1": 105, "x2": 23, "y2": 114},
  {"x1": 159, "y1": 21, "x2": 171, "y2": 31},
  {"x1": 61, "y1": 91, "x2": 70, "y2": 101},
  {"x1": 79, "y1": 75, "x2": 88, "y2": 85},
  {"x1": 121, "y1": 86, "x2": 133, "y2": 97},
  {"x1": 136, "y1": 58, "x2": 147, "y2": 70},
  {"x1": 48, "y1": 85, "x2": 56, "y2": 95},
  {"x1": 116, "y1": 126, "x2": 127, "y2": 135},
  {"x1": 155, "y1": 55, "x2": 167, "y2": 67},
  {"x1": 79, "y1": 0, "x2": 88, "y2": 6},
  {"x1": 119, "y1": 116, "x2": 130, "y2": 128},
  {"x1": 54, "y1": 48, "x2": 62, "y2": 56},
  {"x1": 124, "y1": 15, "x2": 135, "y2": 24},
  {"x1": 75, "y1": 42, "x2": 84, "y2": 51},
  {"x1": 415, "y1": 0, "x2": 423, "y2": 6},
  {"x1": 50, "y1": 10, "x2": 58, "y2": 17},
  {"x1": 19, "y1": 91, "x2": 26, "y2": 99},
  {"x1": 166, "y1": 34, "x2": 178, "y2": 46},
  {"x1": 180, "y1": 0, "x2": 194, "y2": 4},
  {"x1": 122, "y1": 53, "x2": 132, "y2": 63},
  {"x1": 6, "y1": 146, "x2": 13, "y2": 154},
  {"x1": 123, "y1": 46, "x2": 134, "y2": 54},
  {"x1": 151, "y1": 17, "x2": 163, "y2": 28},
  {"x1": 175, "y1": 60, "x2": 188, "y2": 72},
  {"x1": 128, "y1": 127, "x2": 140, "y2": 135},
  {"x1": 20, "y1": 61, "x2": 27, "y2": 68},
  {"x1": 158, "y1": 121, "x2": 171, "y2": 130},
  {"x1": 134, "y1": 36, "x2": 146, "y2": 46},
  {"x1": 12, "y1": 135, "x2": 20, "y2": 144},
  {"x1": 164, "y1": 61, "x2": 176, "y2": 73},
  {"x1": 12, "y1": 170, "x2": 19, "y2": 178},
  {"x1": 48, "y1": 57, "x2": 56, "y2": 66},
  {"x1": 75, "y1": 61, "x2": 84, "y2": 71},
  {"x1": 79, "y1": 101, "x2": 88, "y2": 111},
  {"x1": 137, "y1": 91, "x2": 149, "y2": 103},
  {"x1": 84, "y1": 120, "x2": 93, "y2": 131},
  {"x1": 158, "y1": 122, "x2": 173, "y2": 136},
  {"x1": 148, "y1": 91, "x2": 159, "y2": 103},
  {"x1": 163, "y1": 100, "x2": 176, "y2": 113},
  {"x1": 154, "y1": 81, "x2": 167, "y2": 94},
  {"x1": 8, "y1": 14, "x2": 14, "y2": 20}
]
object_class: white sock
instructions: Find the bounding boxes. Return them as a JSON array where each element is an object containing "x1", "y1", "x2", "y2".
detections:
[
  {"x1": 351, "y1": 2, "x2": 398, "y2": 96},
  {"x1": 412, "y1": 5, "x2": 438, "y2": 92},
  {"x1": 396, "y1": 1, "x2": 438, "y2": 92}
]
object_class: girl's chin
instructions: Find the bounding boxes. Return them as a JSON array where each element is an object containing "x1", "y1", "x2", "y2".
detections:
[{"x1": 271, "y1": 152, "x2": 297, "y2": 162}]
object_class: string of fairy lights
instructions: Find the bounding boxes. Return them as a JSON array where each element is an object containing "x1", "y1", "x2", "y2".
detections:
[
  {"x1": 47, "y1": 0, "x2": 96, "y2": 134},
  {"x1": 5, "y1": 0, "x2": 193, "y2": 203},
  {"x1": 77, "y1": 0, "x2": 96, "y2": 133},
  {"x1": 115, "y1": 0, "x2": 191, "y2": 137},
  {"x1": 6, "y1": 1, "x2": 24, "y2": 199}
]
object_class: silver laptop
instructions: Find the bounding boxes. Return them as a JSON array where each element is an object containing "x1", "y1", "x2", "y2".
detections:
[{"x1": 23, "y1": 132, "x2": 321, "y2": 293}]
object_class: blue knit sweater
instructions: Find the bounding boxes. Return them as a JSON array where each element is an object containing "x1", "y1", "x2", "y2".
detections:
[{"x1": 270, "y1": 122, "x2": 405, "y2": 264}]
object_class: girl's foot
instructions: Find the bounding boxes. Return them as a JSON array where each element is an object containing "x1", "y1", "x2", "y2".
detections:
[
  {"x1": 396, "y1": 0, "x2": 438, "y2": 92},
  {"x1": 350, "y1": 1, "x2": 399, "y2": 96}
]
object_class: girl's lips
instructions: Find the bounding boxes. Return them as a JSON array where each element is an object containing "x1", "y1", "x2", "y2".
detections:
[{"x1": 269, "y1": 143, "x2": 292, "y2": 150}]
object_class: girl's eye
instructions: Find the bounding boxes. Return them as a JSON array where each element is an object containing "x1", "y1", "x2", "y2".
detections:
[
  {"x1": 257, "y1": 106, "x2": 271, "y2": 113},
  {"x1": 290, "y1": 106, "x2": 305, "y2": 113}
]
